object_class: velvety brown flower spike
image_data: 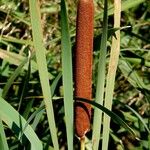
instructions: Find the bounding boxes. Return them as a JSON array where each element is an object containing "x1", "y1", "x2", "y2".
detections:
[{"x1": 74, "y1": 0, "x2": 94, "y2": 138}]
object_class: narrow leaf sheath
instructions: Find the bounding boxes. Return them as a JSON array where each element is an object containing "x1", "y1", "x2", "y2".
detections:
[{"x1": 74, "y1": 0, "x2": 94, "y2": 138}]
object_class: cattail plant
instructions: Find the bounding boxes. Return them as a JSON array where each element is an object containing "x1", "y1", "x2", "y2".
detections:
[{"x1": 74, "y1": 0, "x2": 94, "y2": 139}]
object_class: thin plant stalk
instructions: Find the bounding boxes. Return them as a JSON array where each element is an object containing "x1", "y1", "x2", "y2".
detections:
[
  {"x1": 92, "y1": 0, "x2": 108, "y2": 149},
  {"x1": 102, "y1": 0, "x2": 121, "y2": 150},
  {"x1": 80, "y1": 137, "x2": 85, "y2": 150}
]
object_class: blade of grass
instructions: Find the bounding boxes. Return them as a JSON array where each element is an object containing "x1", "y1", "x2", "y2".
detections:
[
  {"x1": 51, "y1": 72, "x2": 62, "y2": 96},
  {"x1": 29, "y1": 0, "x2": 59, "y2": 149},
  {"x1": 0, "y1": 8, "x2": 30, "y2": 26},
  {"x1": 61, "y1": 0, "x2": 73, "y2": 149},
  {"x1": 2, "y1": 57, "x2": 27, "y2": 99},
  {"x1": 23, "y1": 100, "x2": 34, "y2": 119},
  {"x1": 124, "y1": 57, "x2": 150, "y2": 68},
  {"x1": 0, "y1": 48, "x2": 26, "y2": 66},
  {"x1": 0, "y1": 49, "x2": 38, "y2": 73},
  {"x1": 21, "y1": 105, "x2": 45, "y2": 136},
  {"x1": 1, "y1": 36, "x2": 33, "y2": 46},
  {"x1": 0, "y1": 119, "x2": 9, "y2": 150},
  {"x1": 1, "y1": 51, "x2": 37, "y2": 98},
  {"x1": 31, "y1": 72, "x2": 62, "y2": 130},
  {"x1": 92, "y1": 0, "x2": 108, "y2": 149},
  {"x1": 18, "y1": 59, "x2": 31, "y2": 111},
  {"x1": 102, "y1": 0, "x2": 121, "y2": 150},
  {"x1": 31, "y1": 105, "x2": 45, "y2": 130},
  {"x1": 0, "y1": 97, "x2": 43, "y2": 150}
]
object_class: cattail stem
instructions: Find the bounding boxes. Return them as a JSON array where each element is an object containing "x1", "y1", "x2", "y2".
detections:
[
  {"x1": 74, "y1": 0, "x2": 94, "y2": 138},
  {"x1": 80, "y1": 137, "x2": 85, "y2": 150}
]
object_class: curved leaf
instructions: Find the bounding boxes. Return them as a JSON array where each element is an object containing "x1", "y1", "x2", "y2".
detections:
[{"x1": 0, "y1": 97, "x2": 43, "y2": 150}]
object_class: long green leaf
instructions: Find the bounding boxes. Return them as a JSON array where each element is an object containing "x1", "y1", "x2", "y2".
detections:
[
  {"x1": 0, "y1": 97, "x2": 42, "y2": 150},
  {"x1": 29, "y1": 0, "x2": 59, "y2": 149},
  {"x1": 18, "y1": 59, "x2": 31, "y2": 111},
  {"x1": 92, "y1": 0, "x2": 108, "y2": 149},
  {"x1": 61, "y1": 0, "x2": 74, "y2": 149},
  {"x1": 102, "y1": 1, "x2": 121, "y2": 150}
]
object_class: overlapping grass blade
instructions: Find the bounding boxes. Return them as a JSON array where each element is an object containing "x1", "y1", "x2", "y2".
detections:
[
  {"x1": 18, "y1": 59, "x2": 31, "y2": 111},
  {"x1": 0, "y1": 48, "x2": 26, "y2": 66},
  {"x1": 92, "y1": 0, "x2": 108, "y2": 149},
  {"x1": 2, "y1": 58, "x2": 27, "y2": 99},
  {"x1": 1, "y1": 36, "x2": 32, "y2": 46},
  {"x1": 31, "y1": 72, "x2": 62, "y2": 130},
  {"x1": 29, "y1": 0, "x2": 59, "y2": 149},
  {"x1": 21, "y1": 105, "x2": 45, "y2": 135},
  {"x1": 0, "y1": 119, "x2": 9, "y2": 150},
  {"x1": 51, "y1": 72, "x2": 62, "y2": 95},
  {"x1": 102, "y1": 0, "x2": 121, "y2": 149},
  {"x1": 0, "y1": 48, "x2": 37, "y2": 72},
  {"x1": 61, "y1": 0, "x2": 73, "y2": 149},
  {"x1": 0, "y1": 8, "x2": 30, "y2": 25},
  {"x1": 0, "y1": 97, "x2": 42, "y2": 150},
  {"x1": 124, "y1": 57, "x2": 150, "y2": 68},
  {"x1": 23, "y1": 100, "x2": 34, "y2": 119}
]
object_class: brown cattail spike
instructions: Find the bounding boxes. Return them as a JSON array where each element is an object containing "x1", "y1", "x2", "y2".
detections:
[{"x1": 74, "y1": 0, "x2": 94, "y2": 138}]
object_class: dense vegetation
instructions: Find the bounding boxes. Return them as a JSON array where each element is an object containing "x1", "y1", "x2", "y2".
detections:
[{"x1": 0, "y1": 0, "x2": 150, "y2": 149}]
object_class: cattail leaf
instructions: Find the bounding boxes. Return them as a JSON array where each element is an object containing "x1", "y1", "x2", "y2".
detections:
[
  {"x1": 29, "y1": 0, "x2": 59, "y2": 149},
  {"x1": 102, "y1": 0, "x2": 121, "y2": 150},
  {"x1": 61, "y1": 0, "x2": 74, "y2": 149},
  {"x1": 92, "y1": 0, "x2": 108, "y2": 149}
]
